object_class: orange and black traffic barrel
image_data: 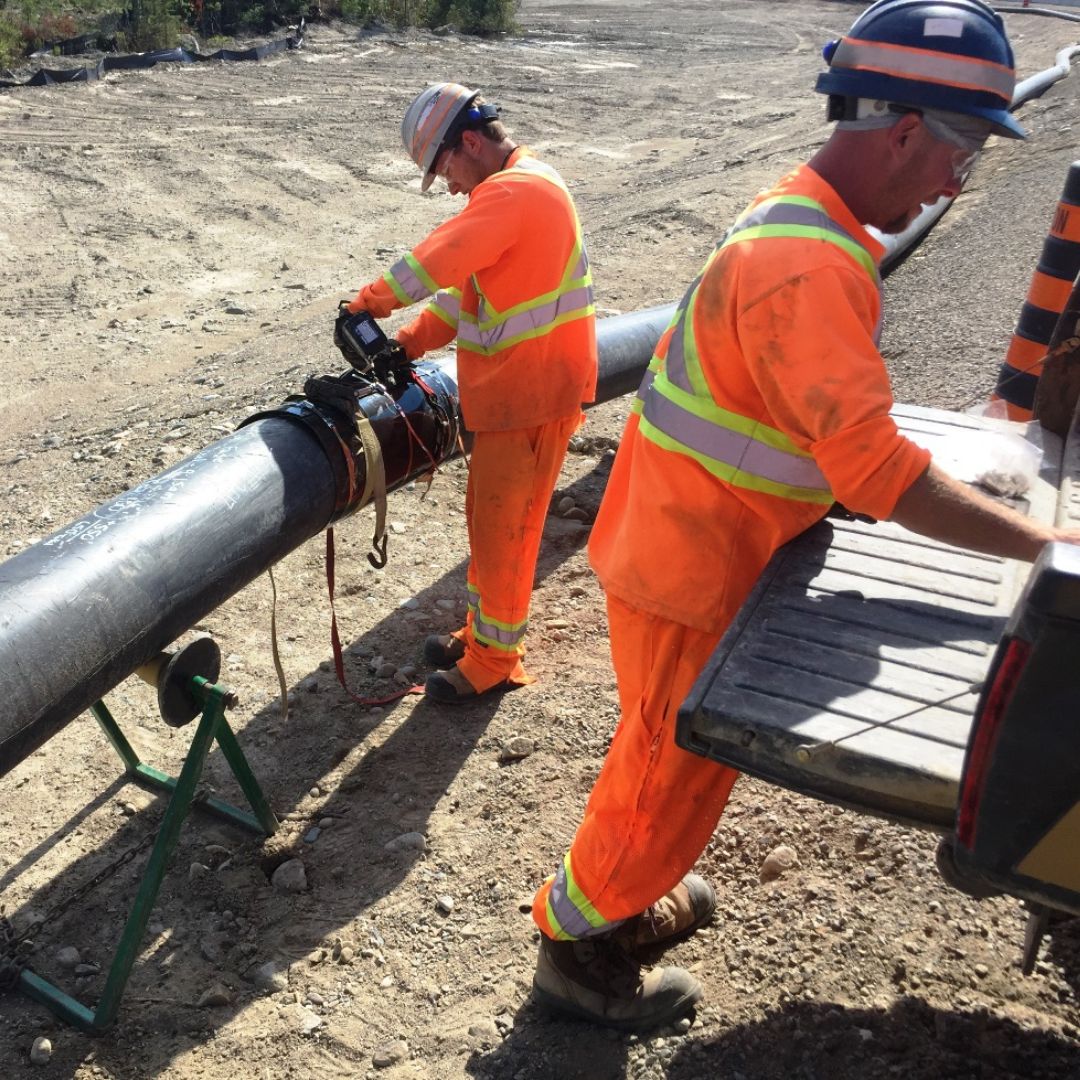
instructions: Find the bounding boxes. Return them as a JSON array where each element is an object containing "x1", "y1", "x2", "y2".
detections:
[{"x1": 993, "y1": 161, "x2": 1080, "y2": 420}]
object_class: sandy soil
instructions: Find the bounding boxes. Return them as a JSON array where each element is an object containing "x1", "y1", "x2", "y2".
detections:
[{"x1": 1, "y1": 2, "x2": 1080, "y2": 1077}]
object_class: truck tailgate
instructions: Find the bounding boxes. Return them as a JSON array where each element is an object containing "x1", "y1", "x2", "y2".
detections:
[{"x1": 676, "y1": 403, "x2": 1061, "y2": 831}]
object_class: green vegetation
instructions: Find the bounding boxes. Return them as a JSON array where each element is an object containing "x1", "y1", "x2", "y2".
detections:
[
  {"x1": 339, "y1": 0, "x2": 519, "y2": 34},
  {"x1": 0, "y1": 0, "x2": 517, "y2": 71}
]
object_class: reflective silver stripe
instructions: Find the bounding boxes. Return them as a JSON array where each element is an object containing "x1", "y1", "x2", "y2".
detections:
[
  {"x1": 641, "y1": 388, "x2": 830, "y2": 491},
  {"x1": 833, "y1": 36, "x2": 1014, "y2": 103},
  {"x1": 457, "y1": 284, "x2": 594, "y2": 351},
  {"x1": 546, "y1": 863, "x2": 603, "y2": 940},
  {"x1": 662, "y1": 273, "x2": 703, "y2": 395},
  {"x1": 473, "y1": 607, "x2": 527, "y2": 649},
  {"x1": 430, "y1": 288, "x2": 460, "y2": 324},
  {"x1": 388, "y1": 257, "x2": 432, "y2": 303}
]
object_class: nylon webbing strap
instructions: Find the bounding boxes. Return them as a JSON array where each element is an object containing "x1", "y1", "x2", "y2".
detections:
[
  {"x1": 267, "y1": 564, "x2": 290, "y2": 721},
  {"x1": 354, "y1": 412, "x2": 389, "y2": 568},
  {"x1": 325, "y1": 527, "x2": 423, "y2": 707}
]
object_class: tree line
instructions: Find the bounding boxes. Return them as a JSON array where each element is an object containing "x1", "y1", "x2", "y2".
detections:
[{"x1": 0, "y1": 0, "x2": 518, "y2": 68}]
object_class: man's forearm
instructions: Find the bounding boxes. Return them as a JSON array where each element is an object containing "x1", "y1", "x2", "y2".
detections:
[{"x1": 889, "y1": 462, "x2": 1058, "y2": 563}]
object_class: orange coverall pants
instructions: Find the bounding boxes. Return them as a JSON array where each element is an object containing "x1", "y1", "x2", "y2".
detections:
[
  {"x1": 532, "y1": 593, "x2": 739, "y2": 937},
  {"x1": 452, "y1": 412, "x2": 582, "y2": 693}
]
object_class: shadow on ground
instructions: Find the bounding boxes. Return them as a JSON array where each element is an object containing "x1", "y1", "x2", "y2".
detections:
[
  {"x1": 466, "y1": 996, "x2": 1080, "y2": 1080},
  {"x1": 0, "y1": 457, "x2": 609, "y2": 1073}
]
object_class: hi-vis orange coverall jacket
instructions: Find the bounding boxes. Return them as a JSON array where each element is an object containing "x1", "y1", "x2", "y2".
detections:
[
  {"x1": 350, "y1": 148, "x2": 598, "y2": 692},
  {"x1": 350, "y1": 147, "x2": 597, "y2": 432},
  {"x1": 533, "y1": 163, "x2": 933, "y2": 940}
]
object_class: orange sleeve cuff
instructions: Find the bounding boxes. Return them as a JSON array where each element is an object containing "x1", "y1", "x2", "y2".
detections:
[
  {"x1": 347, "y1": 278, "x2": 398, "y2": 319},
  {"x1": 814, "y1": 414, "x2": 932, "y2": 521}
]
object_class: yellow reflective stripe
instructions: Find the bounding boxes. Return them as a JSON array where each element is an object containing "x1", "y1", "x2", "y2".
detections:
[
  {"x1": 473, "y1": 607, "x2": 528, "y2": 634},
  {"x1": 472, "y1": 629, "x2": 521, "y2": 652},
  {"x1": 404, "y1": 252, "x2": 440, "y2": 295},
  {"x1": 544, "y1": 902, "x2": 571, "y2": 940},
  {"x1": 637, "y1": 414, "x2": 834, "y2": 504},
  {"x1": 471, "y1": 236, "x2": 588, "y2": 323},
  {"x1": 563, "y1": 857, "x2": 605, "y2": 928},
  {"x1": 544, "y1": 851, "x2": 604, "y2": 937},
  {"x1": 426, "y1": 303, "x2": 456, "y2": 329},
  {"x1": 459, "y1": 304, "x2": 596, "y2": 357},
  {"x1": 747, "y1": 194, "x2": 827, "y2": 217},
  {"x1": 680, "y1": 281, "x2": 712, "y2": 400},
  {"x1": 671, "y1": 246, "x2": 721, "y2": 399},
  {"x1": 383, "y1": 270, "x2": 412, "y2": 307},
  {"x1": 655, "y1": 370, "x2": 814, "y2": 458},
  {"x1": 472, "y1": 603, "x2": 528, "y2": 652},
  {"x1": 473, "y1": 273, "x2": 591, "y2": 329},
  {"x1": 724, "y1": 224, "x2": 877, "y2": 279}
]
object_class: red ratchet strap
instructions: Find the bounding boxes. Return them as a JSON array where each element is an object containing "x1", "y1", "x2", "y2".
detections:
[{"x1": 326, "y1": 526, "x2": 424, "y2": 706}]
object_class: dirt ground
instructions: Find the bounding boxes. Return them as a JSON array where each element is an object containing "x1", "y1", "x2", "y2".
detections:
[{"x1": 1, "y1": 1, "x2": 1080, "y2": 1077}]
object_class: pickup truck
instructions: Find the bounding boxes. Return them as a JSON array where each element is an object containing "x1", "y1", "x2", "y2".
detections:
[{"x1": 677, "y1": 401, "x2": 1080, "y2": 973}]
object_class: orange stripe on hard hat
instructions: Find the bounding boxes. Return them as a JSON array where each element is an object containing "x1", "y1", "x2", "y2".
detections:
[
  {"x1": 1027, "y1": 270, "x2": 1074, "y2": 313},
  {"x1": 1050, "y1": 201, "x2": 1080, "y2": 244},
  {"x1": 412, "y1": 85, "x2": 471, "y2": 167}
]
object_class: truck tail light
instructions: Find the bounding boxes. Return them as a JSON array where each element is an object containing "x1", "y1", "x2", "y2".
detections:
[{"x1": 956, "y1": 636, "x2": 1032, "y2": 848}]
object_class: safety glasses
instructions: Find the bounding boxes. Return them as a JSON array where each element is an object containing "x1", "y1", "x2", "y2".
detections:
[
  {"x1": 888, "y1": 105, "x2": 990, "y2": 183},
  {"x1": 433, "y1": 138, "x2": 462, "y2": 179}
]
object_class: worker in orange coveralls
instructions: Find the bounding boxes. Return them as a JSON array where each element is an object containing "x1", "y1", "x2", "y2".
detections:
[
  {"x1": 528, "y1": 0, "x2": 1080, "y2": 1031},
  {"x1": 345, "y1": 83, "x2": 597, "y2": 703}
]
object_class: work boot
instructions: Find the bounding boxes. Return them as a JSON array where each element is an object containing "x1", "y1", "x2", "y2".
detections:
[
  {"x1": 424, "y1": 665, "x2": 512, "y2": 704},
  {"x1": 423, "y1": 634, "x2": 466, "y2": 669},
  {"x1": 617, "y1": 873, "x2": 717, "y2": 956},
  {"x1": 532, "y1": 934, "x2": 702, "y2": 1031}
]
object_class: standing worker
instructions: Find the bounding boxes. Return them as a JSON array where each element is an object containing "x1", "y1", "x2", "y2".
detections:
[
  {"x1": 344, "y1": 84, "x2": 598, "y2": 703},
  {"x1": 529, "y1": 0, "x2": 1080, "y2": 1029}
]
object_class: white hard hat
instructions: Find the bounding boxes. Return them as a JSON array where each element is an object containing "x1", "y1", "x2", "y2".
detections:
[{"x1": 401, "y1": 82, "x2": 499, "y2": 191}]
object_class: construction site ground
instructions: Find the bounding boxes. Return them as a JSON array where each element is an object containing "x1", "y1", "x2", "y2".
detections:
[{"x1": 1, "y1": 1, "x2": 1080, "y2": 1077}]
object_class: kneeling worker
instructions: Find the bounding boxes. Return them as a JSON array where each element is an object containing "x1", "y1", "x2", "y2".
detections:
[
  {"x1": 343, "y1": 84, "x2": 598, "y2": 703},
  {"x1": 529, "y1": 0, "x2": 1080, "y2": 1029}
]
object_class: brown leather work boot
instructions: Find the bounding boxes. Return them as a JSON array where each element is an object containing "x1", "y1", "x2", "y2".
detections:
[
  {"x1": 423, "y1": 634, "x2": 466, "y2": 669},
  {"x1": 617, "y1": 873, "x2": 717, "y2": 956},
  {"x1": 532, "y1": 934, "x2": 702, "y2": 1031}
]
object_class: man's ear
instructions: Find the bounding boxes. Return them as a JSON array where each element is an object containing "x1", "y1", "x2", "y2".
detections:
[
  {"x1": 888, "y1": 112, "x2": 924, "y2": 157},
  {"x1": 460, "y1": 129, "x2": 484, "y2": 157}
]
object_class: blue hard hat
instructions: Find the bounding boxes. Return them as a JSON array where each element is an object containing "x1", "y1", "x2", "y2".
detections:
[{"x1": 816, "y1": 0, "x2": 1025, "y2": 138}]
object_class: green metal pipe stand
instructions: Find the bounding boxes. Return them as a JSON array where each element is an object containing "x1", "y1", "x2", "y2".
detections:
[{"x1": 15, "y1": 675, "x2": 277, "y2": 1034}]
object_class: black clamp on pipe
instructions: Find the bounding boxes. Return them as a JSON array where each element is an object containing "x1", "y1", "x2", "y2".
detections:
[{"x1": 241, "y1": 361, "x2": 463, "y2": 524}]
